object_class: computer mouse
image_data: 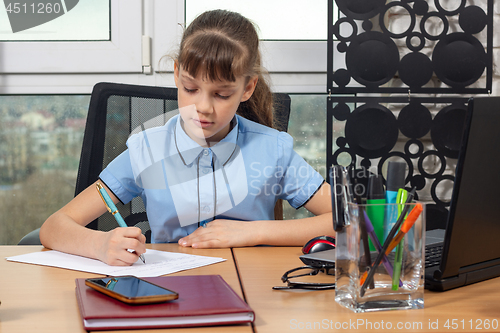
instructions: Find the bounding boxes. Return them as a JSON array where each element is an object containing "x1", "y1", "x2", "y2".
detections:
[{"x1": 302, "y1": 236, "x2": 336, "y2": 254}]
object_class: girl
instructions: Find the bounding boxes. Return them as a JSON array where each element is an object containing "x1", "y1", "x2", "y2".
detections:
[{"x1": 40, "y1": 9, "x2": 333, "y2": 266}]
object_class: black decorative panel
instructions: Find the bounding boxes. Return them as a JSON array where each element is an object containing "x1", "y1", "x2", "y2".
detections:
[
  {"x1": 327, "y1": 0, "x2": 493, "y2": 94},
  {"x1": 327, "y1": 96, "x2": 469, "y2": 230}
]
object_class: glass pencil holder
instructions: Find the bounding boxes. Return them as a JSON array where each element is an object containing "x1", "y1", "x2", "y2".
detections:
[{"x1": 335, "y1": 202, "x2": 426, "y2": 313}]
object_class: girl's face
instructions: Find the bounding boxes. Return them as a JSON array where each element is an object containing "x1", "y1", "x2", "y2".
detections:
[{"x1": 174, "y1": 63, "x2": 258, "y2": 147}]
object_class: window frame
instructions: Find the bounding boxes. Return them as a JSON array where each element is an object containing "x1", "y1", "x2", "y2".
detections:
[
  {"x1": 0, "y1": 0, "x2": 329, "y2": 95},
  {"x1": 0, "y1": 0, "x2": 142, "y2": 74}
]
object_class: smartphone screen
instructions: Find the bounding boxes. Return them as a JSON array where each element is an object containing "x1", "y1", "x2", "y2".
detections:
[{"x1": 85, "y1": 276, "x2": 178, "y2": 304}]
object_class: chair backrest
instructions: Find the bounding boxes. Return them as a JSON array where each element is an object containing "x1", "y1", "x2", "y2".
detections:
[
  {"x1": 76, "y1": 82, "x2": 291, "y2": 241},
  {"x1": 76, "y1": 82, "x2": 178, "y2": 240}
]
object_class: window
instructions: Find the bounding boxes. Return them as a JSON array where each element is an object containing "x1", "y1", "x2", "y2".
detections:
[
  {"x1": 0, "y1": 95, "x2": 89, "y2": 244},
  {"x1": 185, "y1": 0, "x2": 328, "y2": 73},
  {"x1": 0, "y1": 0, "x2": 109, "y2": 41},
  {"x1": 0, "y1": 0, "x2": 142, "y2": 73},
  {"x1": 283, "y1": 94, "x2": 327, "y2": 220},
  {"x1": 186, "y1": 0, "x2": 326, "y2": 40}
]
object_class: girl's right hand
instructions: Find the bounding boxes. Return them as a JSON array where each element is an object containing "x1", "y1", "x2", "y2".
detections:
[{"x1": 97, "y1": 227, "x2": 146, "y2": 266}]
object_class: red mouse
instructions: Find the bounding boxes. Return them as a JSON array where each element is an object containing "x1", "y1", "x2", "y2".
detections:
[{"x1": 302, "y1": 236, "x2": 336, "y2": 254}]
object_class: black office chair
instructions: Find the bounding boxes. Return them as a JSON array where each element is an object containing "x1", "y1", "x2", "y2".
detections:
[{"x1": 18, "y1": 82, "x2": 291, "y2": 244}]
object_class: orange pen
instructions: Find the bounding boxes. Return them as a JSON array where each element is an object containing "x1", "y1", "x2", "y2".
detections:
[
  {"x1": 384, "y1": 203, "x2": 423, "y2": 255},
  {"x1": 359, "y1": 202, "x2": 422, "y2": 287}
]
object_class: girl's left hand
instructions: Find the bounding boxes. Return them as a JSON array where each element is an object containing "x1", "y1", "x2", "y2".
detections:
[{"x1": 178, "y1": 219, "x2": 257, "y2": 248}]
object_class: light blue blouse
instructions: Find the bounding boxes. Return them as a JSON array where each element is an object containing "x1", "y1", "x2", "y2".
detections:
[{"x1": 100, "y1": 114, "x2": 324, "y2": 243}]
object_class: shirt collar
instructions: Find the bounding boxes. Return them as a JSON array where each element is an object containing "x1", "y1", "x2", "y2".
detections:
[{"x1": 174, "y1": 116, "x2": 239, "y2": 166}]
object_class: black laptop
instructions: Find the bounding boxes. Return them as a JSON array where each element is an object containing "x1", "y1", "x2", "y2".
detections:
[{"x1": 425, "y1": 97, "x2": 500, "y2": 291}]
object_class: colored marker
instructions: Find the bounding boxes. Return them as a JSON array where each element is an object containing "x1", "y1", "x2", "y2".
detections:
[
  {"x1": 330, "y1": 165, "x2": 353, "y2": 231},
  {"x1": 330, "y1": 165, "x2": 345, "y2": 232},
  {"x1": 366, "y1": 174, "x2": 385, "y2": 251},
  {"x1": 391, "y1": 188, "x2": 408, "y2": 290},
  {"x1": 356, "y1": 182, "x2": 374, "y2": 289},
  {"x1": 384, "y1": 161, "x2": 406, "y2": 240},
  {"x1": 386, "y1": 203, "x2": 423, "y2": 254},
  {"x1": 360, "y1": 187, "x2": 416, "y2": 297},
  {"x1": 359, "y1": 210, "x2": 402, "y2": 287}
]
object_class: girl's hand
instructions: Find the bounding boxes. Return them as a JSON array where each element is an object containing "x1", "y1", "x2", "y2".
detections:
[
  {"x1": 96, "y1": 227, "x2": 146, "y2": 266},
  {"x1": 178, "y1": 220, "x2": 258, "y2": 248}
]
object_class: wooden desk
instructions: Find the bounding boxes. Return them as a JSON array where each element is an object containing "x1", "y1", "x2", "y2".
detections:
[
  {"x1": 233, "y1": 247, "x2": 500, "y2": 333},
  {"x1": 4, "y1": 245, "x2": 500, "y2": 333},
  {"x1": 0, "y1": 245, "x2": 252, "y2": 333}
]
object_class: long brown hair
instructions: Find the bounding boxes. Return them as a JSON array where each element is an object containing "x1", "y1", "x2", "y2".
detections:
[
  {"x1": 176, "y1": 9, "x2": 274, "y2": 128},
  {"x1": 176, "y1": 10, "x2": 283, "y2": 219}
]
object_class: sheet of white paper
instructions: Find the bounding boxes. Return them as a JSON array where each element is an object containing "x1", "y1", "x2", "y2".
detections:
[{"x1": 6, "y1": 249, "x2": 226, "y2": 277}]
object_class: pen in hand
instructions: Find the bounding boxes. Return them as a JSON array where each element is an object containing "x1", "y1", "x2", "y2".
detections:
[{"x1": 96, "y1": 183, "x2": 146, "y2": 264}]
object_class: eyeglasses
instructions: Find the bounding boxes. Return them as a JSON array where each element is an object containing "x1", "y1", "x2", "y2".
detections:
[{"x1": 272, "y1": 265, "x2": 336, "y2": 290}]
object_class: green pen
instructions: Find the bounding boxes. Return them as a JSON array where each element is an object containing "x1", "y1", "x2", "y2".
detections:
[
  {"x1": 366, "y1": 174, "x2": 386, "y2": 251},
  {"x1": 392, "y1": 188, "x2": 408, "y2": 290}
]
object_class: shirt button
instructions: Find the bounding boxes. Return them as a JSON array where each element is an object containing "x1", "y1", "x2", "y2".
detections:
[
  {"x1": 203, "y1": 149, "x2": 209, "y2": 156},
  {"x1": 203, "y1": 206, "x2": 210, "y2": 212},
  {"x1": 202, "y1": 169, "x2": 210, "y2": 174}
]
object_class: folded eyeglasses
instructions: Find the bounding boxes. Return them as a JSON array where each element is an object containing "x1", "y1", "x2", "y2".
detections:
[{"x1": 272, "y1": 265, "x2": 336, "y2": 290}]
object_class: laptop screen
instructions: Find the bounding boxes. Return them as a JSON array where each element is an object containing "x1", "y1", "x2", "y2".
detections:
[{"x1": 439, "y1": 97, "x2": 500, "y2": 279}]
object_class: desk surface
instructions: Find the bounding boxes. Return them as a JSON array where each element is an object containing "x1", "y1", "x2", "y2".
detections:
[
  {"x1": 233, "y1": 247, "x2": 500, "y2": 333},
  {"x1": 3, "y1": 246, "x2": 500, "y2": 333},
  {"x1": 0, "y1": 245, "x2": 252, "y2": 333}
]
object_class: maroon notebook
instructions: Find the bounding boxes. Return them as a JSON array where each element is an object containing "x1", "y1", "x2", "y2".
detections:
[{"x1": 75, "y1": 275, "x2": 254, "y2": 330}]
